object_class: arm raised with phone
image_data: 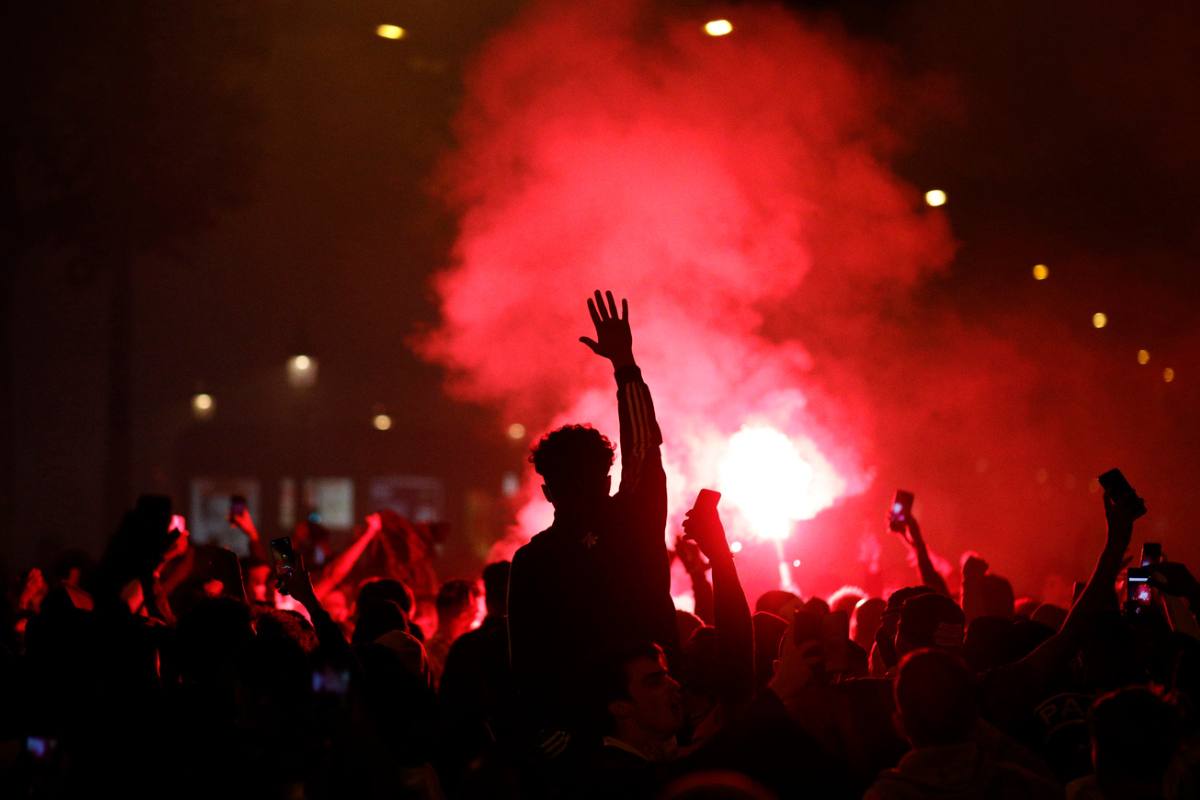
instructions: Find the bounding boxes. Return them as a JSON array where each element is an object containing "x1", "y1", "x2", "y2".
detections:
[
  {"x1": 683, "y1": 491, "x2": 754, "y2": 707},
  {"x1": 887, "y1": 490, "x2": 950, "y2": 597}
]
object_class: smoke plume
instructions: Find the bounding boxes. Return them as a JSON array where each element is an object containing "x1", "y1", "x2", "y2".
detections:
[{"x1": 422, "y1": 1, "x2": 965, "y2": 597}]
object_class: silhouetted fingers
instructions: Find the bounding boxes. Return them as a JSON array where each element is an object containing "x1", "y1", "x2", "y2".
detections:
[
  {"x1": 605, "y1": 290, "x2": 618, "y2": 319},
  {"x1": 587, "y1": 298, "x2": 603, "y2": 328},
  {"x1": 621, "y1": 297, "x2": 628, "y2": 321},
  {"x1": 593, "y1": 290, "x2": 609, "y2": 321},
  {"x1": 579, "y1": 336, "x2": 600, "y2": 353}
]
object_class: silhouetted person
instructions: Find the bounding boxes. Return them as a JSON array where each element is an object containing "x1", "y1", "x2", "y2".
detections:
[
  {"x1": 427, "y1": 579, "x2": 479, "y2": 684},
  {"x1": 508, "y1": 290, "x2": 677, "y2": 743},
  {"x1": 1066, "y1": 686, "x2": 1179, "y2": 799},
  {"x1": 866, "y1": 649, "x2": 1061, "y2": 800},
  {"x1": 438, "y1": 562, "x2": 516, "y2": 788}
]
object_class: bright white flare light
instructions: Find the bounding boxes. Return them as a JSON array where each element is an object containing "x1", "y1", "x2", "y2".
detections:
[
  {"x1": 717, "y1": 425, "x2": 816, "y2": 542},
  {"x1": 704, "y1": 19, "x2": 733, "y2": 37}
]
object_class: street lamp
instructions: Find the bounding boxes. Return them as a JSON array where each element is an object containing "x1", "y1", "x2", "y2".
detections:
[
  {"x1": 191, "y1": 392, "x2": 215, "y2": 421},
  {"x1": 287, "y1": 354, "x2": 318, "y2": 388}
]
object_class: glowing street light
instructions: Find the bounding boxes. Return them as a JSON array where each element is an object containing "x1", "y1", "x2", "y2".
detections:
[
  {"x1": 191, "y1": 392, "x2": 215, "y2": 421},
  {"x1": 376, "y1": 24, "x2": 406, "y2": 40},
  {"x1": 704, "y1": 19, "x2": 733, "y2": 37},
  {"x1": 373, "y1": 413, "x2": 393, "y2": 431},
  {"x1": 924, "y1": 189, "x2": 947, "y2": 207},
  {"x1": 1032, "y1": 264, "x2": 1049, "y2": 280},
  {"x1": 1092, "y1": 312, "x2": 1108, "y2": 329},
  {"x1": 1137, "y1": 349, "x2": 1151, "y2": 365},
  {"x1": 287, "y1": 354, "x2": 318, "y2": 388},
  {"x1": 507, "y1": 422, "x2": 527, "y2": 440},
  {"x1": 1163, "y1": 367, "x2": 1176, "y2": 383}
]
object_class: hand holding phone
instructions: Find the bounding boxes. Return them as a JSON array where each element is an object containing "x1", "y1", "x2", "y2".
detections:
[
  {"x1": 1149, "y1": 562, "x2": 1200, "y2": 602},
  {"x1": 270, "y1": 537, "x2": 297, "y2": 581},
  {"x1": 270, "y1": 536, "x2": 316, "y2": 605},
  {"x1": 888, "y1": 490, "x2": 915, "y2": 534},
  {"x1": 1126, "y1": 566, "x2": 1153, "y2": 614},
  {"x1": 1098, "y1": 468, "x2": 1147, "y2": 520},
  {"x1": 682, "y1": 489, "x2": 729, "y2": 560}
]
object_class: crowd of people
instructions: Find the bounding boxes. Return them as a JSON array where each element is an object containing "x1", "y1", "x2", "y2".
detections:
[{"x1": 3, "y1": 290, "x2": 1199, "y2": 799}]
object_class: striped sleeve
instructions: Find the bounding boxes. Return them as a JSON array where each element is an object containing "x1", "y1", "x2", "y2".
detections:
[{"x1": 615, "y1": 365, "x2": 662, "y2": 493}]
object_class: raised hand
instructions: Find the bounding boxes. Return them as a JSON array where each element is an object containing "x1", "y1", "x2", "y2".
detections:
[
  {"x1": 229, "y1": 506, "x2": 259, "y2": 541},
  {"x1": 674, "y1": 534, "x2": 709, "y2": 575},
  {"x1": 275, "y1": 552, "x2": 318, "y2": 608},
  {"x1": 682, "y1": 504, "x2": 732, "y2": 562},
  {"x1": 1103, "y1": 491, "x2": 1138, "y2": 555},
  {"x1": 579, "y1": 289, "x2": 635, "y2": 369},
  {"x1": 1150, "y1": 562, "x2": 1200, "y2": 601}
]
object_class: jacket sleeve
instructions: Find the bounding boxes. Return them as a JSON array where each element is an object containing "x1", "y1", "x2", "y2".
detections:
[
  {"x1": 711, "y1": 552, "x2": 755, "y2": 707},
  {"x1": 613, "y1": 364, "x2": 678, "y2": 658},
  {"x1": 613, "y1": 364, "x2": 666, "y2": 525}
]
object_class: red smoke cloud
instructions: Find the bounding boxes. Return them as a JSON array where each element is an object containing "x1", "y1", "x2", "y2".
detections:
[{"x1": 421, "y1": 1, "x2": 959, "y2": 598}]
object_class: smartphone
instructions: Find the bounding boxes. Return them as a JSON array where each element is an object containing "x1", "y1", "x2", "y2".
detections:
[
  {"x1": 270, "y1": 536, "x2": 297, "y2": 579},
  {"x1": 229, "y1": 495, "x2": 247, "y2": 520},
  {"x1": 1126, "y1": 566, "x2": 1153, "y2": 609},
  {"x1": 1141, "y1": 542, "x2": 1162, "y2": 567},
  {"x1": 312, "y1": 667, "x2": 352, "y2": 695},
  {"x1": 1097, "y1": 469, "x2": 1147, "y2": 519},
  {"x1": 25, "y1": 735, "x2": 57, "y2": 760},
  {"x1": 888, "y1": 490, "x2": 915, "y2": 532},
  {"x1": 693, "y1": 488, "x2": 722, "y2": 513}
]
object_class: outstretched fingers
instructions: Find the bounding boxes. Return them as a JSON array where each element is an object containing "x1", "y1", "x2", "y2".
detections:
[
  {"x1": 605, "y1": 290, "x2": 619, "y2": 319},
  {"x1": 592, "y1": 289, "x2": 610, "y2": 321}
]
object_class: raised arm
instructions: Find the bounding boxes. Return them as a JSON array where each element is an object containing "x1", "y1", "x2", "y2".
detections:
[
  {"x1": 1153, "y1": 563, "x2": 1200, "y2": 640},
  {"x1": 901, "y1": 516, "x2": 951, "y2": 597},
  {"x1": 982, "y1": 488, "x2": 1138, "y2": 723},
  {"x1": 579, "y1": 289, "x2": 664, "y2": 504},
  {"x1": 677, "y1": 534, "x2": 716, "y2": 625},
  {"x1": 683, "y1": 502, "x2": 754, "y2": 706},
  {"x1": 313, "y1": 512, "x2": 382, "y2": 599},
  {"x1": 581, "y1": 289, "x2": 676, "y2": 659},
  {"x1": 277, "y1": 556, "x2": 357, "y2": 671},
  {"x1": 229, "y1": 505, "x2": 269, "y2": 563}
]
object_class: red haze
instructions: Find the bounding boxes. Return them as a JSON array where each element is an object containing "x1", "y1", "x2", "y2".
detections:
[{"x1": 421, "y1": 1, "x2": 977, "y2": 601}]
